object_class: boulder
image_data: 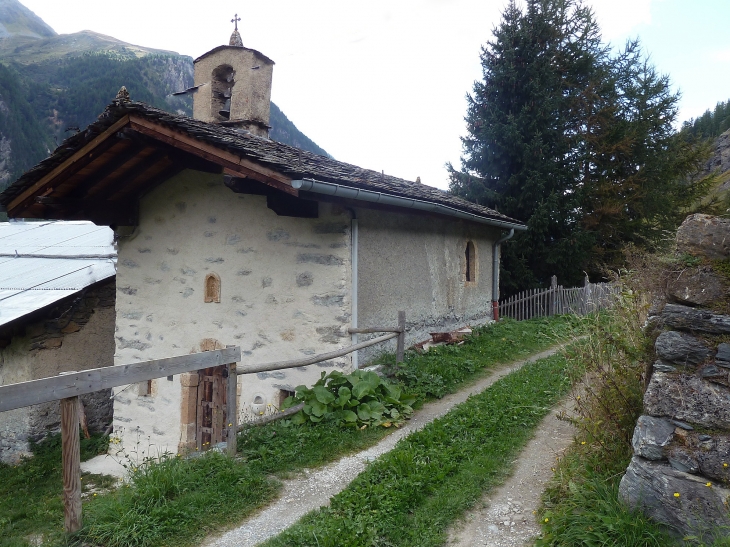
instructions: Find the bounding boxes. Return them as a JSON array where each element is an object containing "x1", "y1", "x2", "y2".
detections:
[
  {"x1": 666, "y1": 267, "x2": 725, "y2": 307},
  {"x1": 717, "y1": 343, "x2": 730, "y2": 367},
  {"x1": 632, "y1": 415, "x2": 675, "y2": 460},
  {"x1": 676, "y1": 214, "x2": 730, "y2": 260},
  {"x1": 644, "y1": 372, "x2": 730, "y2": 430},
  {"x1": 654, "y1": 331, "x2": 711, "y2": 366},
  {"x1": 619, "y1": 456, "x2": 730, "y2": 538},
  {"x1": 661, "y1": 304, "x2": 730, "y2": 334}
]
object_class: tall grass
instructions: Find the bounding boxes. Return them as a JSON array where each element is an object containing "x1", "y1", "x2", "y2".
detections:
[{"x1": 536, "y1": 289, "x2": 676, "y2": 546}]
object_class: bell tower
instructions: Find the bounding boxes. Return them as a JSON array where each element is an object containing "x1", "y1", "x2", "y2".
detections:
[{"x1": 192, "y1": 14, "x2": 275, "y2": 138}]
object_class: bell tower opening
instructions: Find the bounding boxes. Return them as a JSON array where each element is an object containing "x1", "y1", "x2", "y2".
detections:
[{"x1": 212, "y1": 65, "x2": 234, "y2": 122}]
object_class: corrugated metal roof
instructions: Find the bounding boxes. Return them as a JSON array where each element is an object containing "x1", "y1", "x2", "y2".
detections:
[{"x1": 0, "y1": 221, "x2": 116, "y2": 329}]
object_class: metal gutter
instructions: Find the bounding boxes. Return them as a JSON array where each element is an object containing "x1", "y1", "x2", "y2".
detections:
[
  {"x1": 291, "y1": 179, "x2": 527, "y2": 231},
  {"x1": 492, "y1": 229, "x2": 515, "y2": 321}
]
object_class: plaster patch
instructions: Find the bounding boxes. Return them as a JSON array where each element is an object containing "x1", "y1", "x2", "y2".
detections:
[
  {"x1": 262, "y1": 277, "x2": 272, "y2": 288},
  {"x1": 237, "y1": 247, "x2": 256, "y2": 254},
  {"x1": 122, "y1": 312, "x2": 143, "y2": 320},
  {"x1": 166, "y1": 248, "x2": 180, "y2": 255},
  {"x1": 144, "y1": 277, "x2": 162, "y2": 285},
  {"x1": 181, "y1": 288, "x2": 194, "y2": 298},
  {"x1": 120, "y1": 286, "x2": 137, "y2": 295},
  {"x1": 257, "y1": 371, "x2": 286, "y2": 380},
  {"x1": 206, "y1": 257, "x2": 224, "y2": 263},
  {"x1": 237, "y1": 269, "x2": 252, "y2": 276},
  {"x1": 181, "y1": 267, "x2": 196, "y2": 276},
  {"x1": 226, "y1": 235, "x2": 241, "y2": 245},
  {"x1": 121, "y1": 259, "x2": 139, "y2": 268}
]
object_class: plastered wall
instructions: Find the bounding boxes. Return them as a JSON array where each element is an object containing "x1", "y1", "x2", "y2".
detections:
[
  {"x1": 356, "y1": 208, "x2": 499, "y2": 361},
  {"x1": 0, "y1": 282, "x2": 115, "y2": 463},
  {"x1": 112, "y1": 170, "x2": 351, "y2": 456}
]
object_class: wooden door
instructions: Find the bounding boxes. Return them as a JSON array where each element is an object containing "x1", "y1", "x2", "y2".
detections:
[{"x1": 196, "y1": 339, "x2": 228, "y2": 451}]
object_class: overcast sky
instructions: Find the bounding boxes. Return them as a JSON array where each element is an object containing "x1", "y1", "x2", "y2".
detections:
[{"x1": 18, "y1": 0, "x2": 730, "y2": 190}]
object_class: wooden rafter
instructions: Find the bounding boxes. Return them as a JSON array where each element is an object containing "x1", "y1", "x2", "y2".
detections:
[
  {"x1": 128, "y1": 115, "x2": 297, "y2": 196},
  {"x1": 7, "y1": 115, "x2": 131, "y2": 213}
]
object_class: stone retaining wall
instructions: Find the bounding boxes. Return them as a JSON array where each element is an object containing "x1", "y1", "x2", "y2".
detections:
[{"x1": 619, "y1": 214, "x2": 730, "y2": 538}]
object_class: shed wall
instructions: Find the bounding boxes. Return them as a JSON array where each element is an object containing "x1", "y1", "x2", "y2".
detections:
[
  {"x1": 0, "y1": 282, "x2": 116, "y2": 463},
  {"x1": 112, "y1": 170, "x2": 352, "y2": 455}
]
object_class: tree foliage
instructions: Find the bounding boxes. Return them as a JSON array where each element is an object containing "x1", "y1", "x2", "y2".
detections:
[{"x1": 449, "y1": 0, "x2": 713, "y2": 294}]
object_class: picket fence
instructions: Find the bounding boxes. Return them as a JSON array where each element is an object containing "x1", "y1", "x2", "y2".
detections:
[{"x1": 499, "y1": 275, "x2": 618, "y2": 321}]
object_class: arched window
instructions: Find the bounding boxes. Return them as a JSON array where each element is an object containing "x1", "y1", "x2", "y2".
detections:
[
  {"x1": 212, "y1": 65, "x2": 234, "y2": 121},
  {"x1": 465, "y1": 241, "x2": 476, "y2": 283},
  {"x1": 204, "y1": 273, "x2": 221, "y2": 303}
]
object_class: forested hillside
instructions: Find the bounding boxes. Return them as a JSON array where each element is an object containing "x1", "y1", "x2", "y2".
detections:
[
  {"x1": 682, "y1": 99, "x2": 730, "y2": 140},
  {"x1": 0, "y1": 0, "x2": 329, "y2": 193}
]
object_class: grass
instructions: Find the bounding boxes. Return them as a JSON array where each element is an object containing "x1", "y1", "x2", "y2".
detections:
[
  {"x1": 4, "y1": 315, "x2": 582, "y2": 547},
  {"x1": 0, "y1": 433, "x2": 111, "y2": 547},
  {"x1": 260, "y1": 352, "x2": 579, "y2": 547},
  {"x1": 536, "y1": 292, "x2": 679, "y2": 547}
]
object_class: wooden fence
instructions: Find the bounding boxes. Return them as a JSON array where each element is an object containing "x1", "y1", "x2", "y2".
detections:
[
  {"x1": 0, "y1": 312, "x2": 406, "y2": 533},
  {"x1": 499, "y1": 275, "x2": 618, "y2": 321}
]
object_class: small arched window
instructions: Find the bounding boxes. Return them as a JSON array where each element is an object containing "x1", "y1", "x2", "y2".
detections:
[
  {"x1": 465, "y1": 241, "x2": 476, "y2": 284},
  {"x1": 205, "y1": 273, "x2": 221, "y2": 303},
  {"x1": 211, "y1": 64, "x2": 234, "y2": 121}
]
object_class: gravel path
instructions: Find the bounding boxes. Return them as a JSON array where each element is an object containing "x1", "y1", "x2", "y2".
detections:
[
  {"x1": 203, "y1": 345, "x2": 567, "y2": 547},
  {"x1": 446, "y1": 398, "x2": 576, "y2": 547}
]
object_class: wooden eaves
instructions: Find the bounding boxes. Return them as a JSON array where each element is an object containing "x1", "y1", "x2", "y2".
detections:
[{"x1": 5, "y1": 115, "x2": 296, "y2": 226}]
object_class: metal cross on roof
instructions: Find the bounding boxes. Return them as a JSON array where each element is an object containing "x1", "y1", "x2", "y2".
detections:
[{"x1": 231, "y1": 14, "x2": 241, "y2": 31}]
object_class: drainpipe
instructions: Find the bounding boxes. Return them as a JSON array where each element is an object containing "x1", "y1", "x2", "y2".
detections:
[
  {"x1": 492, "y1": 229, "x2": 515, "y2": 321},
  {"x1": 350, "y1": 211, "x2": 359, "y2": 369}
]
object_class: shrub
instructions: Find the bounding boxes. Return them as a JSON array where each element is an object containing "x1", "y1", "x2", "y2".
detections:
[{"x1": 282, "y1": 370, "x2": 416, "y2": 428}]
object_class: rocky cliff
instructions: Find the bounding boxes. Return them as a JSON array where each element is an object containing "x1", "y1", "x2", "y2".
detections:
[{"x1": 620, "y1": 214, "x2": 730, "y2": 540}]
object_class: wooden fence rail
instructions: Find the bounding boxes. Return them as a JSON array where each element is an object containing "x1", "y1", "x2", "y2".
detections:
[
  {"x1": 499, "y1": 275, "x2": 618, "y2": 321},
  {"x1": 0, "y1": 311, "x2": 407, "y2": 534}
]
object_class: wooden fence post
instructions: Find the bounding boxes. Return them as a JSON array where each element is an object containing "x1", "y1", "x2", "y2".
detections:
[
  {"x1": 583, "y1": 275, "x2": 590, "y2": 315},
  {"x1": 61, "y1": 396, "x2": 82, "y2": 534},
  {"x1": 550, "y1": 276, "x2": 557, "y2": 316},
  {"x1": 396, "y1": 311, "x2": 406, "y2": 364},
  {"x1": 226, "y1": 358, "x2": 237, "y2": 457}
]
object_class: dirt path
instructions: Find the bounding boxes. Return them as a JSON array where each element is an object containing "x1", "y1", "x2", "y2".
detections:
[
  {"x1": 204, "y1": 345, "x2": 568, "y2": 547},
  {"x1": 446, "y1": 398, "x2": 575, "y2": 547}
]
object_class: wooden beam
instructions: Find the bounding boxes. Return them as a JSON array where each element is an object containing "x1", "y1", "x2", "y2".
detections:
[
  {"x1": 127, "y1": 115, "x2": 296, "y2": 196},
  {"x1": 7, "y1": 116, "x2": 131, "y2": 213},
  {"x1": 226, "y1": 358, "x2": 237, "y2": 457},
  {"x1": 68, "y1": 142, "x2": 141, "y2": 199},
  {"x1": 396, "y1": 311, "x2": 406, "y2": 364},
  {"x1": 91, "y1": 150, "x2": 170, "y2": 202},
  {"x1": 61, "y1": 396, "x2": 82, "y2": 534},
  {"x1": 236, "y1": 333, "x2": 398, "y2": 375},
  {"x1": 0, "y1": 347, "x2": 241, "y2": 413}
]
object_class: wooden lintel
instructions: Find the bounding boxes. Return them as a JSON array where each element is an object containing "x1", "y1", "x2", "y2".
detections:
[
  {"x1": 0, "y1": 347, "x2": 241, "y2": 413},
  {"x1": 127, "y1": 115, "x2": 296, "y2": 196},
  {"x1": 7, "y1": 115, "x2": 131, "y2": 213}
]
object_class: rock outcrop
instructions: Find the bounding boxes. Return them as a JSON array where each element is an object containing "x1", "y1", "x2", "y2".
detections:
[{"x1": 619, "y1": 214, "x2": 730, "y2": 539}]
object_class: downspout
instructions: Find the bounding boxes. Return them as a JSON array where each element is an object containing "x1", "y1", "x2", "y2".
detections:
[
  {"x1": 350, "y1": 210, "x2": 359, "y2": 369},
  {"x1": 492, "y1": 229, "x2": 515, "y2": 321}
]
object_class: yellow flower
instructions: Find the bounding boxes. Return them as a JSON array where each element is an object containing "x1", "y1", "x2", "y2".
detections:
[
  {"x1": 706, "y1": 482, "x2": 712, "y2": 488},
  {"x1": 93, "y1": 493, "x2": 97, "y2": 497},
  {"x1": 581, "y1": 441, "x2": 586, "y2": 445},
  {"x1": 674, "y1": 492, "x2": 680, "y2": 498},
  {"x1": 544, "y1": 518, "x2": 549, "y2": 523},
  {"x1": 576, "y1": 396, "x2": 581, "y2": 400},
  {"x1": 228, "y1": 423, "x2": 232, "y2": 427},
  {"x1": 725, "y1": 463, "x2": 728, "y2": 468}
]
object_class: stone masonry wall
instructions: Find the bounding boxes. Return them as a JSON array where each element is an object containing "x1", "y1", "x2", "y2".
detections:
[
  {"x1": 619, "y1": 214, "x2": 730, "y2": 538},
  {"x1": 0, "y1": 281, "x2": 116, "y2": 463}
]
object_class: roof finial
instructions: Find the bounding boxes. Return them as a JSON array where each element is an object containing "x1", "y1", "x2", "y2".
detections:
[
  {"x1": 229, "y1": 14, "x2": 243, "y2": 47},
  {"x1": 114, "y1": 86, "x2": 131, "y2": 104}
]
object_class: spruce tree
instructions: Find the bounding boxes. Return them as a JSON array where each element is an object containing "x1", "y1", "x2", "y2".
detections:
[{"x1": 450, "y1": 0, "x2": 713, "y2": 294}]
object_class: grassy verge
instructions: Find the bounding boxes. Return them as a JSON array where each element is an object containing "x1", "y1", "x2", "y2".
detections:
[
  {"x1": 0, "y1": 433, "x2": 111, "y2": 547},
  {"x1": 536, "y1": 292, "x2": 677, "y2": 546},
  {"x1": 260, "y1": 352, "x2": 579, "y2": 547},
  {"x1": 4, "y1": 315, "x2": 580, "y2": 547}
]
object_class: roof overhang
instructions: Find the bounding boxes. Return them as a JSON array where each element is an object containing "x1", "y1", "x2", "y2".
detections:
[{"x1": 2, "y1": 115, "x2": 296, "y2": 226}]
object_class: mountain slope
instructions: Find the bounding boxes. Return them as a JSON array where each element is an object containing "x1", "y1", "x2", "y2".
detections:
[
  {"x1": 0, "y1": 0, "x2": 55, "y2": 39},
  {"x1": 0, "y1": 1, "x2": 330, "y2": 195}
]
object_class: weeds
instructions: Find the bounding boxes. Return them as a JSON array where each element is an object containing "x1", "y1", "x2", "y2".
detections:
[
  {"x1": 536, "y1": 288, "x2": 677, "y2": 546},
  {"x1": 0, "y1": 432, "x2": 111, "y2": 547}
]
